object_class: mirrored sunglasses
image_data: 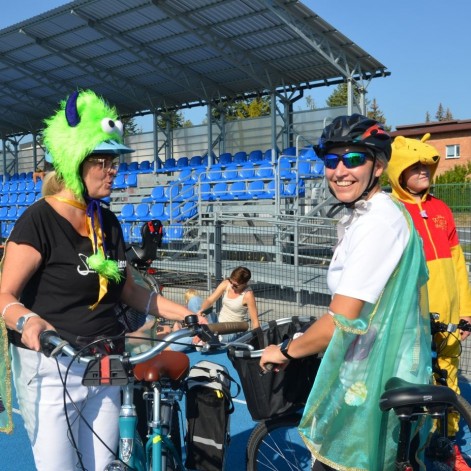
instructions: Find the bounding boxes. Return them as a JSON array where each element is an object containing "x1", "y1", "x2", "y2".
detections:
[{"x1": 322, "y1": 151, "x2": 370, "y2": 170}]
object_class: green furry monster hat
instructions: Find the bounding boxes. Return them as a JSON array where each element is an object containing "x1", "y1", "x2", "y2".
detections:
[
  {"x1": 43, "y1": 89, "x2": 132, "y2": 197},
  {"x1": 43, "y1": 90, "x2": 133, "y2": 306}
]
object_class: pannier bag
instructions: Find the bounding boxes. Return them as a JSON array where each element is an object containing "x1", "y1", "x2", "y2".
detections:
[
  {"x1": 185, "y1": 360, "x2": 240, "y2": 471},
  {"x1": 227, "y1": 316, "x2": 321, "y2": 421}
]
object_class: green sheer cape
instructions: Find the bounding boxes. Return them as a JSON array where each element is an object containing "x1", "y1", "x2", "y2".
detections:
[{"x1": 299, "y1": 207, "x2": 431, "y2": 471}]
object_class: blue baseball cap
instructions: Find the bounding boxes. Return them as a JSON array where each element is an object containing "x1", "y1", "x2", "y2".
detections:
[{"x1": 91, "y1": 139, "x2": 134, "y2": 155}]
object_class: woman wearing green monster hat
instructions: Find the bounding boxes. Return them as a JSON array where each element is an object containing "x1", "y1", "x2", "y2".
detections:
[{"x1": 0, "y1": 90, "x2": 200, "y2": 471}]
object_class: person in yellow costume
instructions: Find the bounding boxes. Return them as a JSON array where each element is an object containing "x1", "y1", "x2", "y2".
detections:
[{"x1": 389, "y1": 134, "x2": 471, "y2": 467}]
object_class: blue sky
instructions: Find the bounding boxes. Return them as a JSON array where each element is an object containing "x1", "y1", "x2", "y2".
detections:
[{"x1": 2, "y1": 1, "x2": 470, "y2": 131}]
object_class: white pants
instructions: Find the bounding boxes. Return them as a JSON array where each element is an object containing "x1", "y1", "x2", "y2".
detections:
[{"x1": 11, "y1": 345, "x2": 121, "y2": 471}]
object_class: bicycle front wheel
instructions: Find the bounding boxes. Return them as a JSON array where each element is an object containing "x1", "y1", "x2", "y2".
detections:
[{"x1": 246, "y1": 413, "x2": 312, "y2": 471}]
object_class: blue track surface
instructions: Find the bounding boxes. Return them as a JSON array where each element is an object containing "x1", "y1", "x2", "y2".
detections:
[{"x1": 2, "y1": 351, "x2": 471, "y2": 470}]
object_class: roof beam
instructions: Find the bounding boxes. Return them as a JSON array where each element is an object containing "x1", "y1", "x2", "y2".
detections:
[
  {"x1": 153, "y1": 0, "x2": 285, "y2": 93},
  {"x1": 18, "y1": 26, "x2": 152, "y2": 111},
  {"x1": 71, "y1": 7, "x2": 236, "y2": 107}
]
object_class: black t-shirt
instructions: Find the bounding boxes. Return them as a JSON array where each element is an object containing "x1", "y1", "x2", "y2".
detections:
[{"x1": 8, "y1": 198, "x2": 127, "y2": 346}]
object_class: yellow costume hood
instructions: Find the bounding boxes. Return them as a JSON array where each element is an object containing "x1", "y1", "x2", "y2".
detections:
[{"x1": 388, "y1": 134, "x2": 440, "y2": 203}]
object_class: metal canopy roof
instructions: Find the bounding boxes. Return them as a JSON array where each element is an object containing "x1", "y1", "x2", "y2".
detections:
[{"x1": 0, "y1": 0, "x2": 388, "y2": 138}]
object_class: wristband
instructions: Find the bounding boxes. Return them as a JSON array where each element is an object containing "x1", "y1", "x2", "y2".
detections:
[{"x1": 2, "y1": 301, "x2": 24, "y2": 319}]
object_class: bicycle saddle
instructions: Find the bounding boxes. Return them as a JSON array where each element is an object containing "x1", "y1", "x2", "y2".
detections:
[
  {"x1": 133, "y1": 350, "x2": 190, "y2": 386},
  {"x1": 379, "y1": 377, "x2": 458, "y2": 411}
]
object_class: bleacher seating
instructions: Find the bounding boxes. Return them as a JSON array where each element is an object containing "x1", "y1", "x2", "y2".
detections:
[{"x1": 0, "y1": 145, "x2": 324, "y2": 245}]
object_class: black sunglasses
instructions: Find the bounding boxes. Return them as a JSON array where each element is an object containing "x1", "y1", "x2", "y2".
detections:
[{"x1": 322, "y1": 151, "x2": 371, "y2": 170}]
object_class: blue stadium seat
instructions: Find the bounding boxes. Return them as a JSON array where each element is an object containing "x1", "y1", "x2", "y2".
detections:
[
  {"x1": 0, "y1": 194, "x2": 8, "y2": 206},
  {"x1": 26, "y1": 171, "x2": 34, "y2": 181},
  {"x1": 121, "y1": 222, "x2": 132, "y2": 243},
  {"x1": 178, "y1": 168, "x2": 196, "y2": 184},
  {"x1": 178, "y1": 201, "x2": 197, "y2": 220},
  {"x1": 189, "y1": 155, "x2": 203, "y2": 168},
  {"x1": 248, "y1": 149, "x2": 263, "y2": 163},
  {"x1": 138, "y1": 160, "x2": 152, "y2": 173},
  {"x1": 176, "y1": 184, "x2": 195, "y2": 202},
  {"x1": 162, "y1": 203, "x2": 180, "y2": 221},
  {"x1": 247, "y1": 180, "x2": 267, "y2": 199},
  {"x1": 239, "y1": 162, "x2": 255, "y2": 180},
  {"x1": 204, "y1": 168, "x2": 222, "y2": 182},
  {"x1": 163, "y1": 158, "x2": 177, "y2": 171},
  {"x1": 218, "y1": 152, "x2": 232, "y2": 166},
  {"x1": 150, "y1": 202, "x2": 165, "y2": 219},
  {"x1": 25, "y1": 180, "x2": 35, "y2": 192},
  {"x1": 16, "y1": 192, "x2": 27, "y2": 205},
  {"x1": 229, "y1": 181, "x2": 247, "y2": 200},
  {"x1": 233, "y1": 151, "x2": 247, "y2": 165},
  {"x1": 25, "y1": 192, "x2": 36, "y2": 205},
  {"x1": 213, "y1": 182, "x2": 229, "y2": 201},
  {"x1": 117, "y1": 203, "x2": 136, "y2": 222},
  {"x1": 283, "y1": 179, "x2": 305, "y2": 197},
  {"x1": 134, "y1": 203, "x2": 150, "y2": 222},
  {"x1": 127, "y1": 161, "x2": 139, "y2": 173},
  {"x1": 34, "y1": 179, "x2": 43, "y2": 193},
  {"x1": 299, "y1": 146, "x2": 317, "y2": 161},
  {"x1": 281, "y1": 146, "x2": 297, "y2": 156},
  {"x1": 17, "y1": 181, "x2": 26, "y2": 192},
  {"x1": 8, "y1": 181, "x2": 18, "y2": 193},
  {"x1": 0, "y1": 206, "x2": 8, "y2": 220},
  {"x1": 255, "y1": 163, "x2": 274, "y2": 180},
  {"x1": 6, "y1": 206, "x2": 17, "y2": 221},
  {"x1": 164, "y1": 184, "x2": 180, "y2": 202},
  {"x1": 17, "y1": 206, "x2": 27, "y2": 217},
  {"x1": 19, "y1": 172, "x2": 27, "y2": 181},
  {"x1": 176, "y1": 157, "x2": 189, "y2": 169},
  {"x1": 163, "y1": 224, "x2": 184, "y2": 243},
  {"x1": 129, "y1": 224, "x2": 142, "y2": 244},
  {"x1": 221, "y1": 164, "x2": 239, "y2": 182},
  {"x1": 125, "y1": 173, "x2": 138, "y2": 188},
  {"x1": 8, "y1": 193, "x2": 18, "y2": 205},
  {"x1": 266, "y1": 180, "x2": 281, "y2": 198},
  {"x1": 112, "y1": 174, "x2": 126, "y2": 190},
  {"x1": 199, "y1": 183, "x2": 212, "y2": 201},
  {"x1": 142, "y1": 186, "x2": 166, "y2": 203},
  {"x1": 279, "y1": 157, "x2": 295, "y2": 180},
  {"x1": 117, "y1": 162, "x2": 128, "y2": 174}
]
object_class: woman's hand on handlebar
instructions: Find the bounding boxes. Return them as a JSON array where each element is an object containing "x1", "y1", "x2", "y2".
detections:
[
  {"x1": 22, "y1": 316, "x2": 56, "y2": 352},
  {"x1": 460, "y1": 316, "x2": 471, "y2": 341},
  {"x1": 260, "y1": 344, "x2": 289, "y2": 373}
]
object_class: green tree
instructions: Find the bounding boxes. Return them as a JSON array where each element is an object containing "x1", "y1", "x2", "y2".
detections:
[
  {"x1": 157, "y1": 110, "x2": 185, "y2": 129},
  {"x1": 367, "y1": 98, "x2": 390, "y2": 130},
  {"x1": 435, "y1": 103, "x2": 445, "y2": 121},
  {"x1": 444, "y1": 108, "x2": 454, "y2": 121},
  {"x1": 425, "y1": 111, "x2": 431, "y2": 122},
  {"x1": 326, "y1": 83, "x2": 360, "y2": 107},
  {"x1": 211, "y1": 96, "x2": 271, "y2": 122},
  {"x1": 434, "y1": 162, "x2": 471, "y2": 184},
  {"x1": 121, "y1": 116, "x2": 141, "y2": 136}
]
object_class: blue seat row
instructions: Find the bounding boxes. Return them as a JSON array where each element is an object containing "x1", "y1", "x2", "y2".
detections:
[
  {"x1": 122, "y1": 222, "x2": 184, "y2": 245},
  {"x1": 117, "y1": 201, "x2": 197, "y2": 224},
  {"x1": 0, "y1": 180, "x2": 42, "y2": 194}
]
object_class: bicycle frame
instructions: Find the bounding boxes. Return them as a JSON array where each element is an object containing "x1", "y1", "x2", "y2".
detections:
[{"x1": 40, "y1": 316, "x2": 249, "y2": 471}]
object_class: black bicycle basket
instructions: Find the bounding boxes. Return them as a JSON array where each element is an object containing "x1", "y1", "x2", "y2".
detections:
[{"x1": 227, "y1": 316, "x2": 321, "y2": 421}]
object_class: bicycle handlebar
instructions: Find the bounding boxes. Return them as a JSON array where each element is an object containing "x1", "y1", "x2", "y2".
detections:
[
  {"x1": 39, "y1": 315, "x2": 249, "y2": 366},
  {"x1": 430, "y1": 312, "x2": 471, "y2": 335}
]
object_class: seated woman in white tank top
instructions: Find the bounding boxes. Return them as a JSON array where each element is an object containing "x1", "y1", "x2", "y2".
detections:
[{"x1": 197, "y1": 266, "x2": 260, "y2": 339}]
